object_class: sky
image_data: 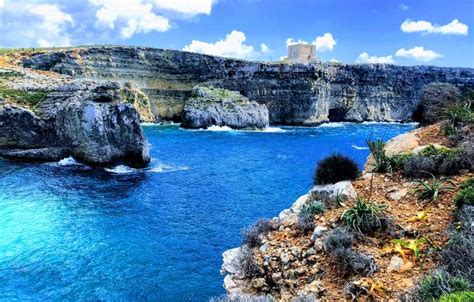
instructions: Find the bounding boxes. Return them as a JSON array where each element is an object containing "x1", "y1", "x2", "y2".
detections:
[{"x1": 0, "y1": 0, "x2": 473, "y2": 67}]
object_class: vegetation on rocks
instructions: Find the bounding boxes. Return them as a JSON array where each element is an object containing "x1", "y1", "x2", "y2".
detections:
[
  {"x1": 0, "y1": 85, "x2": 47, "y2": 107},
  {"x1": 413, "y1": 174, "x2": 455, "y2": 202},
  {"x1": 454, "y1": 178, "x2": 474, "y2": 206},
  {"x1": 221, "y1": 82, "x2": 473, "y2": 301},
  {"x1": 416, "y1": 270, "x2": 471, "y2": 301},
  {"x1": 296, "y1": 201, "x2": 326, "y2": 233},
  {"x1": 243, "y1": 219, "x2": 275, "y2": 248},
  {"x1": 439, "y1": 291, "x2": 474, "y2": 302},
  {"x1": 341, "y1": 198, "x2": 388, "y2": 234},
  {"x1": 314, "y1": 153, "x2": 360, "y2": 185}
]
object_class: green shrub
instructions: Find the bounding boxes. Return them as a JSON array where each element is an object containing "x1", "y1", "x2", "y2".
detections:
[
  {"x1": 0, "y1": 85, "x2": 47, "y2": 107},
  {"x1": 300, "y1": 201, "x2": 325, "y2": 216},
  {"x1": 341, "y1": 198, "x2": 388, "y2": 234},
  {"x1": 297, "y1": 210, "x2": 315, "y2": 233},
  {"x1": 333, "y1": 247, "x2": 377, "y2": 277},
  {"x1": 314, "y1": 153, "x2": 360, "y2": 185},
  {"x1": 403, "y1": 146, "x2": 471, "y2": 178},
  {"x1": 367, "y1": 139, "x2": 392, "y2": 173},
  {"x1": 443, "y1": 102, "x2": 473, "y2": 136},
  {"x1": 413, "y1": 174, "x2": 455, "y2": 202},
  {"x1": 439, "y1": 291, "x2": 474, "y2": 302},
  {"x1": 324, "y1": 228, "x2": 377, "y2": 277},
  {"x1": 417, "y1": 270, "x2": 471, "y2": 301},
  {"x1": 242, "y1": 219, "x2": 274, "y2": 248},
  {"x1": 324, "y1": 227, "x2": 353, "y2": 253},
  {"x1": 366, "y1": 139, "x2": 412, "y2": 173},
  {"x1": 454, "y1": 178, "x2": 474, "y2": 206}
]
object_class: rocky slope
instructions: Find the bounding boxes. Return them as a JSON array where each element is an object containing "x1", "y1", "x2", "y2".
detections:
[
  {"x1": 221, "y1": 125, "x2": 474, "y2": 301},
  {"x1": 181, "y1": 86, "x2": 269, "y2": 129},
  {"x1": 220, "y1": 123, "x2": 473, "y2": 300},
  {"x1": 21, "y1": 46, "x2": 474, "y2": 125},
  {"x1": 0, "y1": 66, "x2": 150, "y2": 167}
]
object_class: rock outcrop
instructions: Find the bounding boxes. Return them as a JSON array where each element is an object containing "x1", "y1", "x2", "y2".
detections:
[
  {"x1": 0, "y1": 69, "x2": 150, "y2": 167},
  {"x1": 181, "y1": 86, "x2": 269, "y2": 129},
  {"x1": 22, "y1": 46, "x2": 474, "y2": 125}
]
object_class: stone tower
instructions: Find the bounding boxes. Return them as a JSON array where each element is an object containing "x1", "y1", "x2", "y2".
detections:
[{"x1": 287, "y1": 43, "x2": 316, "y2": 64}]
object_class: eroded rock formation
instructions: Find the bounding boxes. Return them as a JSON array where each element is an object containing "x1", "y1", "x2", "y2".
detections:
[
  {"x1": 181, "y1": 86, "x2": 269, "y2": 129},
  {"x1": 0, "y1": 69, "x2": 150, "y2": 167},
  {"x1": 22, "y1": 46, "x2": 474, "y2": 125}
]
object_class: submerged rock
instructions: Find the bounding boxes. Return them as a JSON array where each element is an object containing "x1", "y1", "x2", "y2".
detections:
[{"x1": 181, "y1": 86, "x2": 269, "y2": 129}]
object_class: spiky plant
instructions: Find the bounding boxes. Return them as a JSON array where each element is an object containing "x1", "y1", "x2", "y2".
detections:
[
  {"x1": 413, "y1": 173, "x2": 455, "y2": 202},
  {"x1": 367, "y1": 139, "x2": 393, "y2": 173},
  {"x1": 341, "y1": 198, "x2": 388, "y2": 234}
]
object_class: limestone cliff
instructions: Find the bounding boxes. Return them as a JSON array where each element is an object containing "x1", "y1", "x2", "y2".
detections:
[
  {"x1": 0, "y1": 67, "x2": 150, "y2": 167},
  {"x1": 181, "y1": 86, "x2": 269, "y2": 129},
  {"x1": 22, "y1": 46, "x2": 474, "y2": 125}
]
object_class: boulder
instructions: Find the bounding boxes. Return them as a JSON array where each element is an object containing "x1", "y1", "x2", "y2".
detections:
[
  {"x1": 55, "y1": 100, "x2": 150, "y2": 167},
  {"x1": 181, "y1": 86, "x2": 269, "y2": 129},
  {"x1": 365, "y1": 131, "x2": 420, "y2": 171},
  {"x1": 309, "y1": 181, "x2": 357, "y2": 208}
]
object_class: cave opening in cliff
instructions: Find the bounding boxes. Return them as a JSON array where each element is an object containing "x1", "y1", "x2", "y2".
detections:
[{"x1": 328, "y1": 108, "x2": 348, "y2": 122}]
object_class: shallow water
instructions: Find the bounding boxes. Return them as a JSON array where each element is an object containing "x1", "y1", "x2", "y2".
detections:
[{"x1": 0, "y1": 123, "x2": 415, "y2": 301}]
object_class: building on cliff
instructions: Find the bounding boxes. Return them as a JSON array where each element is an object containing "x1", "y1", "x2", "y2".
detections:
[{"x1": 287, "y1": 43, "x2": 317, "y2": 64}]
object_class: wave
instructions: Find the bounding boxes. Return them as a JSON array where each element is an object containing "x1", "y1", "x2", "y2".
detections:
[
  {"x1": 104, "y1": 165, "x2": 137, "y2": 174},
  {"x1": 58, "y1": 157, "x2": 80, "y2": 166},
  {"x1": 104, "y1": 162, "x2": 189, "y2": 174},
  {"x1": 206, "y1": 125, "x2": 234, "y2": 132},
  {"x1": 361, "y1": 121, "x2": 419, "y2": 126},
  {"x1": 318, "y1": 122, "x2": 345, "y2": 128},
  {"x1": 262, "y1": 127, "x2": 286, "y2": 133},
  {"x1": 149, "y1": 163, "x2": 189, "y2": 173},
  {"x1": 352, "y1": 145, "x2": 369, "y2": 150}
]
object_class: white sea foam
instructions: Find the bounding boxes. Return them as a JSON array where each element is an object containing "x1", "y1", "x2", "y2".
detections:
[
  {"x1": 262, "y1": 127, "x2": 286, "y2": 133},
  {"x1": 206, "y1": 125, "x2": 234, "y2": 131},
  {"x1": 58, "y1": 157, "x2": 79, "y2": 166},
  {"x1": 361, "y1": 121, "x2": 419, "y2": 126},
  {"x1": 149, "y1": 163, "x2": 189, "y2": 173},
  {"x1": 318, "y1": 122, "x2": 345, "y2": 128},
  {"x1": 352, "y1": 145, "x2": 369, "y2": 150},
  {"x1": 104, "y1": 165, "x2": 137, "y2": 174}
]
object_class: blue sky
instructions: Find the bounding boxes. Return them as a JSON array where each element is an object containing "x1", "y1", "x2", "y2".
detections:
[{"x1": 0, "y1": 0, "x2": 473, "y2": 67}]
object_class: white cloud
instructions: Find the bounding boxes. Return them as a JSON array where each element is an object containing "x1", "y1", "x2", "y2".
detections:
[
  {"x1": 395, "y1": 46, "x2": 443, "y2": 62},
  {"x1": 286, "y1": 38, "x2": 308, "y2": 46},
  {"x1": 401, "y1": 19, "x2": 468, "y2": 35},
  {"x1": 91, "y1": 0, "x2": 170, "y2": 39},
  {"x1": 286, "y1": 33, "x2": 336, "y2": 52},
  {"x1": 399, "y1": 3, "x2": 408, "y2": 10},
  {"x1": 0, "y1": 0, "x2": 4, "y2": 9},
  {"x1": 356, "y1": 52, "x2": 394, "y2": 64},
  {"x1": 153, "y1": 0, "x2": 214, "y2": 16},
  {"x1": 183, "y1": 30, "x2": 264, "y2": 59},
  {"x1": 329, "y1": 59, "x2": 339, "y2": 63},
  {"x1": 260, "y1": 43, "x2": 270, "y2": 53},
  {"x1": 312, "y1": 33, "x2": 336, "y2": 52},
  {"x1": 27, "y1": 4, "x2": 74, "y2": 47}
]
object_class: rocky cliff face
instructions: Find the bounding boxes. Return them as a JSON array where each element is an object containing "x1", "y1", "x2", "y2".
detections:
[
  {"x1": 22, "y1": 46, "x2": 474, "y2": 125},
  {"x1": 181, "y1": 86, "x2": 269, "y2": 129},
  {"x1": 0, "y1": 68, "x2": 150, "y2": 167}
]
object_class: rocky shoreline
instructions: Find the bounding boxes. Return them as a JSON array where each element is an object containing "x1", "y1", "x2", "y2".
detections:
[
  {"x1": 219, "y1": 121, "x2": 473, "y2": 301},
  {"x1": 0, "y1": 66, "x2": 150, "y2": 167}
]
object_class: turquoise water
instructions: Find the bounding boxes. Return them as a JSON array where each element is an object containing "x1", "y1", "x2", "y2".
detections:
[{"x1": 0, "y1": 123, "x2": 415, "y2": 301}]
